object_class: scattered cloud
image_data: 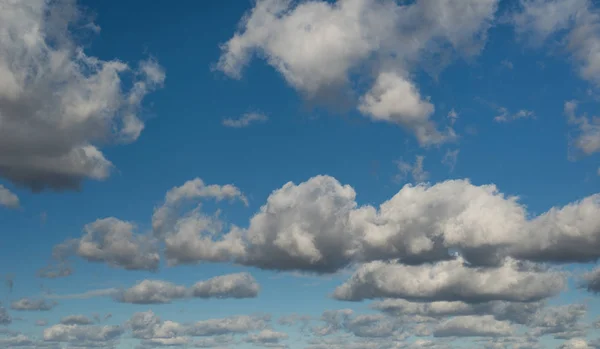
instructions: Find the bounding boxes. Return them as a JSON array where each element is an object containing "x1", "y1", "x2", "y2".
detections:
[
  {"x1": 494, "y1": 107, "x2": 535, "y2": 123},
  {"x1": 223, "y1": 112, "x2": 268, "y2": 128},
  {"x1": 10, "y1": 298, "x2": 56, "y2": 311},
  {"x1": 394, "y1": 155, "x2": 430, "y2": 183},
  {"x1": 442, "y1": 149, "x2": 459, "y2": 172}
]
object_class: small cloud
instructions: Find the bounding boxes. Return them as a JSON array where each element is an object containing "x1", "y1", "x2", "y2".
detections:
[
  {"x1": 501, "y1": 59, "x2": 514, "y2": 69},
  {"x1": 223, "y1": 112, "x2": 268, "y2": 128},
  {"x1": 494, "y1": 107, "x2": 535, "y2": 123},
  {"x1": 394, "y1": 156, "x2": 429, "y2": 183},
  {"x1": 448, "y1": 109, "x2": 459, "y2": 126},
  {"x1": 442, "y1": 149, "x2": 460, "y2": 172}
]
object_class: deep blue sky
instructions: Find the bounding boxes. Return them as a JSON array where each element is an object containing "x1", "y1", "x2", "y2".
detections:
[{"x1": 1, "y1": 0, "x2": 600, "y2": 348}]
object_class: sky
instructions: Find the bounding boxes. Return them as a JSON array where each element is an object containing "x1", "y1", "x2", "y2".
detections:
[{"x1": 2, "y1": 0, "x2": 600, "y2": 348}]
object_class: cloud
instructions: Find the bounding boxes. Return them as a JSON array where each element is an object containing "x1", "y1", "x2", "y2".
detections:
[
  {"x1": 217, "y1": 0, "x2": 498, "y2": 145},
  {"x1": 153, "y1": 177, "x2": 248, "y2": 239},
  {"x1": 433, "y1": 315, "x2": 514, "y2": 337},
  {"x1": 332, "y1": 258, "x2": 564, "y2": 302},
  {"x1": 116, "y1": 280, "x2": 187, "y2": 304},
  {"x1": 60, "y1": 315, "x2": 93, "y2": 326},
  {"x1": 43, "y1": 324, "x2": 124, "y2": 346},
  {"x1": 493, "y1": 107, "x2": 535, "y2": 123},
  {"x1": 394, "y1": 155, "x2": 429, "y2": 183},
  {"x1": 158, "y1": 175, "x2": 600, "y2": 273},
  {"x1": 564, "y1": 100, "x2": 600, "y2": 155},
  {"x1": 190, "y1": 272, "x2": 260, "y2": 299},
  {"x1": 513, "y1": 0, "x2": 600, "y2": 85},
  {"x1": 358, "y1": 72, "x2": 455, "y2": 146},
  {"x1": 0, "y1": 185, "x2": 19, "y2": 209},
  {"x1": 0, "y1": 0, "x2": 164, "y2": 191},
  {"x1": 128, "y1": 311, "x2": 270, "y2": 348},
  {"x1": 0, "y1": 334, "x2": 34, "y2": 347},
  {"x1": 245, "y1": 329, "x2": 289, "y2": 345},
  {"x1": 0, "y1": 306, "x2": 11, "y2": 325},
  {"x1": 223, "y1": 112, "x2": 268, "y2": 128},
  {"x1": 442, "y1": 149, "x2": 459, "y2": 172},
  {"x1": 52, "y1": 217, "x2": 159, "y2": 271},
  {"x1": 37, "y1": 264, "x2": 73, "y2": 279},
  {"x1": 558, "y1": 338, "x2": 591, "y2": 349},
  {"x1": 343, "y1": 314, "x2": 399, "y2": 338},
  {"x1": 371, "y1": 299, "x2": 543, "y2": 325},
  {"x1": 10, "y1": 298, "x2": 56, "y2": 311},
  {"x1": 186, "y1": 315, "x2": 269, "y2": 336},
  {"x1": 46, "y1": 288, "x2": 118, "y2": 300},
  {"x1": 528, "y1": 304, "x2": 587, "y2": 339}
]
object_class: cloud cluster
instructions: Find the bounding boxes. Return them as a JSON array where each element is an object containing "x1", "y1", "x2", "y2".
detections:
[
  {"x1": 0, "y1": 0, "x2": 164, "y2": 191},
  {"x1": 157, "y1": 175, "x2": 600, "y2": 278},
  {"x1": 116, "y1": 273, "x2": 259, "y2": 304},
  {"x1": 217, "y1": 0, "x2": 499, "y2": 145}
]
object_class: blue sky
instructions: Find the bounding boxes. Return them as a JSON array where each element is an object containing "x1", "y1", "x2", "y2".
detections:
[{"x1": 1, "y1": 0, "x2": 600, "y2": 348}]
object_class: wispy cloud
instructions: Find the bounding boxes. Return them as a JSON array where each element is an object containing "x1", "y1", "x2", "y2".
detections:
[{"x1": 223, "y1": 112, "x2": 268, "y2": 128}]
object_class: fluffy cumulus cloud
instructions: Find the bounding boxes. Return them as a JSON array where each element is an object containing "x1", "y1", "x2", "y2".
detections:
[
  {"x1": 245, "y1": 329, "x2": 289, "y2": 345},
  {"x1": 51, "y1": 217, "x2": 159, "y2": 271},
  {"x1": 115, "y1": 280, "x2": 187, "y2": 304},
  {"x1": 217, "y1": 0, "x2": 498, "y2": 145},
  {"x1": 161, "y1": 175, "x2": 600, "y2": 275},
  {"x1": 115, "y1": 273, "x2": 260, "y2": 304},
  {"x1": 332, "y1": 258, "x2": 564, "y2": 302},
  {"x1": 0, "y1": 0, "x2": 164, "y2": 191},
  {"x1": 190, "y1": 272, "x2": 260, "y2": 299}
]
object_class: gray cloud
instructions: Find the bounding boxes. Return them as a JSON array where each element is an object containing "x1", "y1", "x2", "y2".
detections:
[
  {"x1": 43, "y1": 323, "x2": 124, "y2": 347},
  {"x1": 564, "y1": 100, "x2": 600, "y2": 156},
  {"x1": 0, "y1": 185, "x2": 19, "y2": 209},
  {"x1": 60, "y1": 315, "x2": 94, "y2": 326},
  {"x1": 0, "y1": 306, "x2": 11, "y2": 325},
  {"x1": 116, "y1": 280, "x2": 187, "y2": 305},
  {"x1": 0, "y1": 0, "x2": 164, "y2": 191},
  {"x1": 10, "y1": 298, "x2": 56, "y2": 311},
  {"x1": 52, "y1": 217, "x2": 159, "y2": 271},
  {"x1": 245, "y1": 329, "x2": 288, "y2": 345},
  {"x1": 190, "y1": 272, "x2": 259, "y2": 299},
  {"x1": 433, "y1": 315, "x2": 514, "y2": 337}
]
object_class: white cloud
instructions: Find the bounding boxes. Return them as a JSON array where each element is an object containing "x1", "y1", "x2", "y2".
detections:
[
  {"x1": 564, "y1": 100, "x2": 600, "y2": 155},
  {"x1": 152, "y1": 177, "x2": 247, "y2": 239},
  {"x1": 217, "y1": 0, "x2": 498, "y2": 145},
  {"x1": 494, "y1": 108, "x2": 535, "y2": 123},
  {"x1": 332, "y1": 257, "x2": 565, "y2": 302},
  {"x1": 0, "y1": 185, "x2": 19, "y2": 209},
  {"x1": 116, "y1": 280, "x2": 188, "y2": 304},
  {"x1": 358, "y1": 72, "x2": 454, "y2": 146},
  {"x1": 191, "y1": 272, "x2": 260, "y2": 299},
  {"x1": 513, "y1": 0, "x2": 600, "y2": 85},
  {"x1": 0, "y1": 0, "x2": 164, "y2": 191},
  {"x1": 433, "y1": 315, "x2": 514, "y2": 337},
  {"x1": 53, "y1": 217, "x2": 159, "y2": 271},
  {"x1": 223, "y1": 112, "x2": 268, "y2": 128}
]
